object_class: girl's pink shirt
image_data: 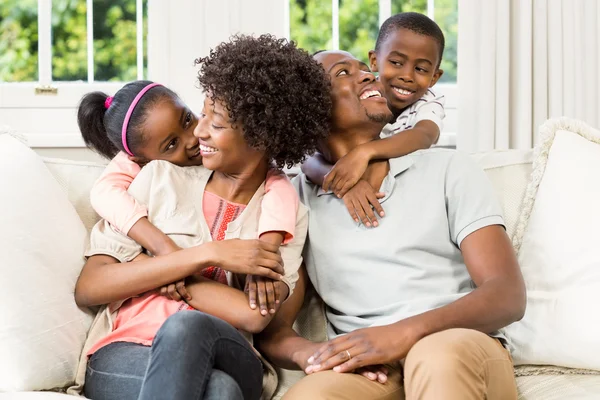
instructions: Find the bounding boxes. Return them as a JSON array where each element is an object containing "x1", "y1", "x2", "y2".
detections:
[{"x1": 90, "y1": 152, "x2": 297, "y2": 242}]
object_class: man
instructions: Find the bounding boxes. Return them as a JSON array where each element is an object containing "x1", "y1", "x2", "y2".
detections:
[{"x1": 257, "y1": 51, "x2": 525, "y2": 400}]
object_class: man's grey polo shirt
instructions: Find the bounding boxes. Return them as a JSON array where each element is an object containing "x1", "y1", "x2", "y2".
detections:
[{"x1": 293, "y1": 149, "x2": 505, "y2": 339}]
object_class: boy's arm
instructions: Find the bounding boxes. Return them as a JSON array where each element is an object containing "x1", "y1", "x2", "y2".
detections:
[
  {"x1": 361, "y1": 119, "x2": 440, "y2": 161},
  {"x1": 90, "y1": 152, "x2": 177, "y2": 256},
  {"x1": 323, "y1": 120, "x2": 439, "y2": 197},
  {"x1": 300, "y1": 152, "x2": 332, "y2": 187}
]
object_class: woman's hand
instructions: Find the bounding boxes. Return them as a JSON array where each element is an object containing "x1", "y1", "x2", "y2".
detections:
[
  {"x1": 245, "y1": 275, "x2": 283, "y2": 316},
  {"x1": 203, "y1": 239, "x2": 284, "y2": 280},
  {"x1": 342, "y1": 180, "x2": 385, "y2": 228},
  {"x1": 323, "y1": 148, "x2": 371, "y2": 198}
]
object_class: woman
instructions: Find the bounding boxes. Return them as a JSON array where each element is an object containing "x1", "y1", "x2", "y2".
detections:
[{"x1": 71, "y1": 34, "x2": 331, "y2": 400}]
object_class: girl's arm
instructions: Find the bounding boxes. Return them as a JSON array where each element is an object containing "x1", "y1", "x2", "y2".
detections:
[
  {"x1": 300, "y1": 152, "x2": 332, "y2": 187},
  {"x1": 259, "y1": 168, "x2": 299, "y2": 246},
  {"x1": 90, "y1": 152, "x2": 177, "y2": 255},
  {"x1": 185, "y1": 276, "x2": 289, "y2": 334}
]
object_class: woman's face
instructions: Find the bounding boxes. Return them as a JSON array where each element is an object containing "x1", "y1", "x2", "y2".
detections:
[
  {"x1": 135, "y1": 96, "x2": 202, "y2": 167},
  {"x1": 194, "y1": 96, "x2": 265, "y2": 174}
]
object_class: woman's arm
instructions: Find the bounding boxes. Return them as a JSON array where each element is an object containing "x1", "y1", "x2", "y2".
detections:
[{"x1": 75, "y1": 239, "x2": 284, "y2": 307}]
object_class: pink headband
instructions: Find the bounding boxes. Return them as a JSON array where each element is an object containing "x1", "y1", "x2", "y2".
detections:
[
  {"x1": 104, "y1": 96, "x2": 113, "y2": 109},
  {"x1": 121, "y1": 83, "x2": 162, "y2": 156}
]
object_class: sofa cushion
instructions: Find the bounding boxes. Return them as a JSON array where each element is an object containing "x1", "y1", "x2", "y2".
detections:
[
  {"x1": 504, "y1": 118, "x2": 600, "y2": 370},
  {"x1": 43, "y1": 158, "x2": 105, "y2": 233},
  {"x1": 0, "y1": 134, "x2": 94, "y2": 391}
]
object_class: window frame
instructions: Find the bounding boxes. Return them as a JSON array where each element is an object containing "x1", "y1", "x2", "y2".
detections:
[{"x1": 0, "y1": 0, "x2": 147, "y2": 147}]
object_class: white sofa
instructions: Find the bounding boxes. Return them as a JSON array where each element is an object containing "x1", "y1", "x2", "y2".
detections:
[{"x1": 1, "y1": 130, "x2": 600, "y2": 399}]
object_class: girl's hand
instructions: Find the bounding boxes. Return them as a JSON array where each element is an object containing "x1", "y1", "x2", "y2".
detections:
[
  {"x1": 342, "y1": 180, "x2": 385, "y2": 228},
  {"x1": 203, "y1": 239, "x2": 284, "y2": 280},
  {"x1": 245, "y1": 275, "x2": 282, "y2": 316},
  {"x1": 323, "y1": 148, "x2": 370, "y2": 198}
]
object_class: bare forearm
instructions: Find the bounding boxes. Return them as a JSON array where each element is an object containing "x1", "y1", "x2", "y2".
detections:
[
  {"x1": 301, "y1": 152, "x2": 332, "y2": 186},
  {"x1": 128, "y1": 217, "x2": 178, "y2": 255},
  {"x1": 364, "y1": 123, "x2": 438, "y2": 161},
  {"x1": 75, "y1": 248, "x2": 209, "y2": 307},
  {"x1": 399, "y1": 277, "x2": 526, "y2": 340},
  {"x1": 186, "y1": 277, "x2": 288, "y2": 334},
  {"x1": 257, "y1": 326, "x2": 315, "y2": 370},
  {"x1": 259, "y1": 231, "x2": 284, "y2": 247}
]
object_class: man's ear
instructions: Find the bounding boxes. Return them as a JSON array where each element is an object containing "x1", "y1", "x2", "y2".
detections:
[
  {"x1": 430, "y1": 69, "x2": 444, "y2": 87},
  {"x1": 368, "y1": 50, "x2": 378, "y2": 72},
  {"x1": 128, "y1": 155, "x2": 150, "y2": 168}
]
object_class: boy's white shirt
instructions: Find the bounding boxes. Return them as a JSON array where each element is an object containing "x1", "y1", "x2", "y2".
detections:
[{"x1": 380, "y1": 88, "x2": 445, "y2": 138}]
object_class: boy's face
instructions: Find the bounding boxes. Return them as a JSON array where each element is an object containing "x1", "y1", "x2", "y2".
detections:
[{"x1": 369, "y1": 28, "x2": 443, "y2": 118}]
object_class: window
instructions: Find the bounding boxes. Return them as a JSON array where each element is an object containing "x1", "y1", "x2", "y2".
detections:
[
  {"x1": 0, "y1": 0, "x2": 147, "y2": 146},
  {"x1": 288, "y1": 0, "x2": 458, "y2": 146}
]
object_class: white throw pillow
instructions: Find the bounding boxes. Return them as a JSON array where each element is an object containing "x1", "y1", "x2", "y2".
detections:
[
  {"x1": 504, "y1": 118, "x2": 600, "y2": 370},
  {"x1": 0, "y1": 134, "x2": 94, "y2": 391}
]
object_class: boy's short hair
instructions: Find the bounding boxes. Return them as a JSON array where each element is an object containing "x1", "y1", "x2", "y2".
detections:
[{"x1": 375, "y1": 12, "x2": 445, "y2": 67}]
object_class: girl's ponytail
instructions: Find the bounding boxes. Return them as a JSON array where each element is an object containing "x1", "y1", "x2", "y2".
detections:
[
  {"x1": 77, "y1": 81, "x2": 176, "y2": 159},
  {"x1": 77, "y1": 91, "x2": 120, "y2": 159}
]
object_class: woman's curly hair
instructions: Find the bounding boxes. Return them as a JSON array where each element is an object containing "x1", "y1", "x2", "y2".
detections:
[{"x1": 195, "y1": 34, "x2": 332, "y2": 168}]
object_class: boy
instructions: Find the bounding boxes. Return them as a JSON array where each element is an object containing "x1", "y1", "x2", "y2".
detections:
[{"x1": 302, "y1": 12, "x2": 445, "y2": 227}]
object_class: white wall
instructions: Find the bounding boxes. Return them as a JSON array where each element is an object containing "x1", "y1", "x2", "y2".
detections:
[{"x1": 148, "y1": 0, "x2": 287, "y2": 114}]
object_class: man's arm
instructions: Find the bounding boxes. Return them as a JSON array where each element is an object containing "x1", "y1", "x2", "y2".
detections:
[
  {"x1": 256, "y1": 267, "x2": 321, "y2": 370},
  {"x1": 307, "y1": 225, "x2": 526, "y2": 373},
  {"x1": 405, "y1": 225, "x2": 526, "y2": 336}
]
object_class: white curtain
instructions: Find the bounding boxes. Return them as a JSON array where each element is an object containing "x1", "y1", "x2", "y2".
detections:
[{"x1": 457, "y1": 0, "x2": 600, "y2": 152}]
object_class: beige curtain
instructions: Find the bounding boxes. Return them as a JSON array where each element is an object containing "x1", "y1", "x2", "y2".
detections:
[{"x1": 457, "y1": 0, "x2": 600, "y2": 152}]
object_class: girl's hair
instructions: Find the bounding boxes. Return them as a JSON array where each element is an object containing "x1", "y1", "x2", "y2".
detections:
[
  {"x1": 195, "y1": 34, "x2": 332, "y2": 169},
  {"x1": 77, "y1": 80, "x2": 178, "y2": 159}
]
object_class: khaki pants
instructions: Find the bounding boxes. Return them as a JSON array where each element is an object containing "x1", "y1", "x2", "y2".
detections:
[{"x1": 282, "y1": 328, "x2": 517, "y2": 400}]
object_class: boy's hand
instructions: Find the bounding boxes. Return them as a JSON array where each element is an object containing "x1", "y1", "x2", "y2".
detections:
[
  {"x1": 323, "y1": 148, "x2": 371, "y2": 198},
  {"x1": 245, "y1": 275, "x2": 281, "y2": 316},
  {"x1": 342, "y1": 180, "x2": 385, "y2": 228}
]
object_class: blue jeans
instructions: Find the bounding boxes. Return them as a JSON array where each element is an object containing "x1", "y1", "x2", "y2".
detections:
[{"x1": 84, "y1": 311, "x2": 263, "y2": 400}]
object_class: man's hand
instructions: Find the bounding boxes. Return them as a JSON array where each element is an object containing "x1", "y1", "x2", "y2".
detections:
[
  {"x1": 245, "y1": 275, "x2": 282, "y2": 316},
  {"x1": 306, "y1": 322, "x2": 421, "y2": 373},
  {"x1": 323, "y1": 147, "x2": 371, "y2": 198},
  {"x1": 342, "y1": 180, "x2": 385, "y2": 228},
  {"x1": 202, "y1": 239, "x2": 284, "y2": 280}
]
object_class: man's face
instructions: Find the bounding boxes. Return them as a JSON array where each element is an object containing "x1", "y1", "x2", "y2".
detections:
[
  {"x1": 314, "y1": 51, "x2": 392, "y2": 134},
  {"x1": 369, "y1": 28, "x2": 443, "y2": 118}
]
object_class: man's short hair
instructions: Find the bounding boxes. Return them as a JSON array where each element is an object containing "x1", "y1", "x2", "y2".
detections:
[{"x1": 375, "y1": 12, "x2": 445, "y2": 67}]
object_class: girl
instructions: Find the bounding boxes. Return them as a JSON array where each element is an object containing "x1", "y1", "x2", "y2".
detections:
[
  {"x1": 72, "y1": 34, "x2": 330, "y2": 400},
  {"x1": 79, "y1": 80, "x2": 296, "y2": 313}
]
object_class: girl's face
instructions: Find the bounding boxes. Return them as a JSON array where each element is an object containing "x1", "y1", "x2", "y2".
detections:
[
  {"x1": 135, "y1": 96, "x2": 202, "y2": 167},
  {"x1": 193, "y1": 96, "x2": 265, "y2": 174}
]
